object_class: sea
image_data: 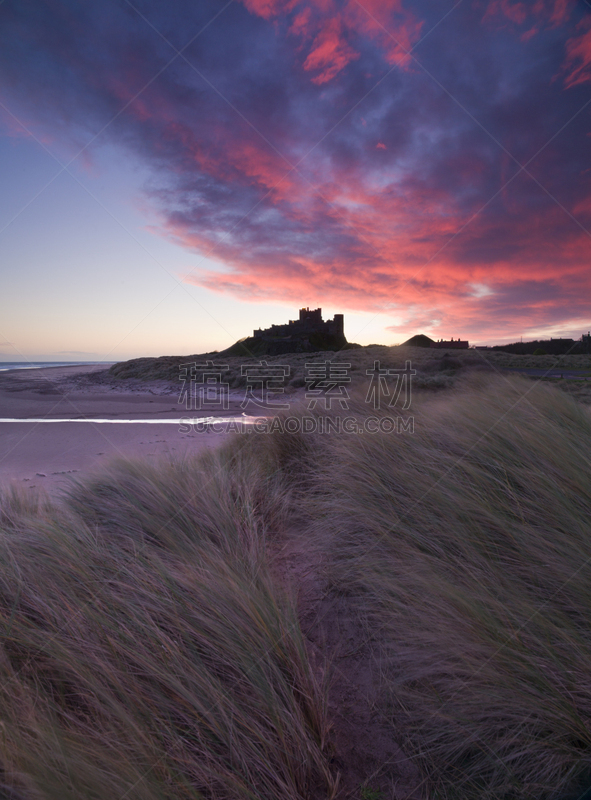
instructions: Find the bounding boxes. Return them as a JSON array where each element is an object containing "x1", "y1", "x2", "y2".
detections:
[{"x1": 0, "y1": 362, "x2": 113, "y2": 372}]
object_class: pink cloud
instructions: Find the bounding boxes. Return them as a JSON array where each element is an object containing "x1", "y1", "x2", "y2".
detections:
[
  {"x1": 549, "y1": 0, "x2": 572, "y2": 25},
  {"x1": 1, "y1": 0, "x2": 588, "y2": 344},
  {"x1": 303, "y1": 17, "x2": 360, "y2": 84},
  {"x1": 485, "y1": 0, "x2": 528, "y2": 25},
  {"x1": 343, "y1": 0, "x2": 423, "y2": 68},
  {"x1": 241, "y1": 0, "x2": 298, "y2": 20},
  {"x1": 484, "y1": 0, "x2": 574, "y2": 31},
  {"x1": 241, "y1": 0, "x2": 423, "y2": 82},
  {"x1": 562, "y1": 18, "x2": 591, "y2": 88},
  {"x1": 170, "y1": 159, "x2": 591, "y2": 343}
]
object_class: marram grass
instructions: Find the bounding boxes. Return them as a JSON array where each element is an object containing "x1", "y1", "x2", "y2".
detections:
[
  {"x1": 1, "y1": 374, "x2": 591, "y2": 799},
  {"x1": 298, "y1": 374, "x2": 591, "y2": 799},
  {"x1": 0, "y1": 448, "x2": 335, "y2": 800}
]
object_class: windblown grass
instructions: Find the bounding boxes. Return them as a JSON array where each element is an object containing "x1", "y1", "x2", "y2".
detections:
[
  {"x1": 2, "y1": 373, "x2": 591, "y2": 799},
  {"x1": 0, "y1": 447, "x2": 335, "y2": 799},
  {"x1": 296, "y1": 374, "x2": 591, "y2": 799},
  {"x1": 553, "y1": 378, "x2": 591, "y2": 406}
]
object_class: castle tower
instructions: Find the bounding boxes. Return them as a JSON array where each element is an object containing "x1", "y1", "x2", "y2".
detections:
[{"x1": 299, "y1": 307, "x2": 323, "y2": 324}]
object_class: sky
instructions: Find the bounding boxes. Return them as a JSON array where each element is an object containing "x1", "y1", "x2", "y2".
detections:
[{"x1": 0, "y1": 0, "x2": 590, "y2": 361}]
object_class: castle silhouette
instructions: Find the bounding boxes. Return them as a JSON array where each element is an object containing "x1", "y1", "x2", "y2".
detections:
[
  {"x1": 253, "y1": 307, "x2": 344, "y2": 340},
  {"x1": 224, "y1": 308, "x2": 348, "y2": 356}
]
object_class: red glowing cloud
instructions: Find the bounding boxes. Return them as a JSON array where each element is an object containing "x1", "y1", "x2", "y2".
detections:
[
  {"x1": 483, "y1": 0, "x2": 575, "y2": 44},
  {"x1": 1, "y1": 0, "x2": 590, "y2": 342},
  {"x1": 303, "y1": 17, "x2": 360, "y2": 85},
  {"x1": 563, "y1": 17, "x2": 591, "y2": 87},
  {"x1": 241, "y1": 0, "x2": 423, "y2": 82}
]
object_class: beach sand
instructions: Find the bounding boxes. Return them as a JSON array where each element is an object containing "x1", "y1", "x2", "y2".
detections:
[{"x1": 0, "y1": 364, "x2": 238, "y2": 495}]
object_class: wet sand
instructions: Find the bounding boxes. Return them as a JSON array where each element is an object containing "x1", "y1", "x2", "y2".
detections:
[{"x1": 0, "y1": 364, "x2": 240, "y2": 495}]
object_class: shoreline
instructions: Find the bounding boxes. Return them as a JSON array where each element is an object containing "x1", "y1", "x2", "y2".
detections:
[
  {"x1": 2, "y1": 358, "x2": 589, "y2": 496},
  {"x1": 0, "y1": 361, "x2": 114, "y2": 373},
  {"x1": 0, "y1": 363, "x2": 237, "y2": 495}
]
